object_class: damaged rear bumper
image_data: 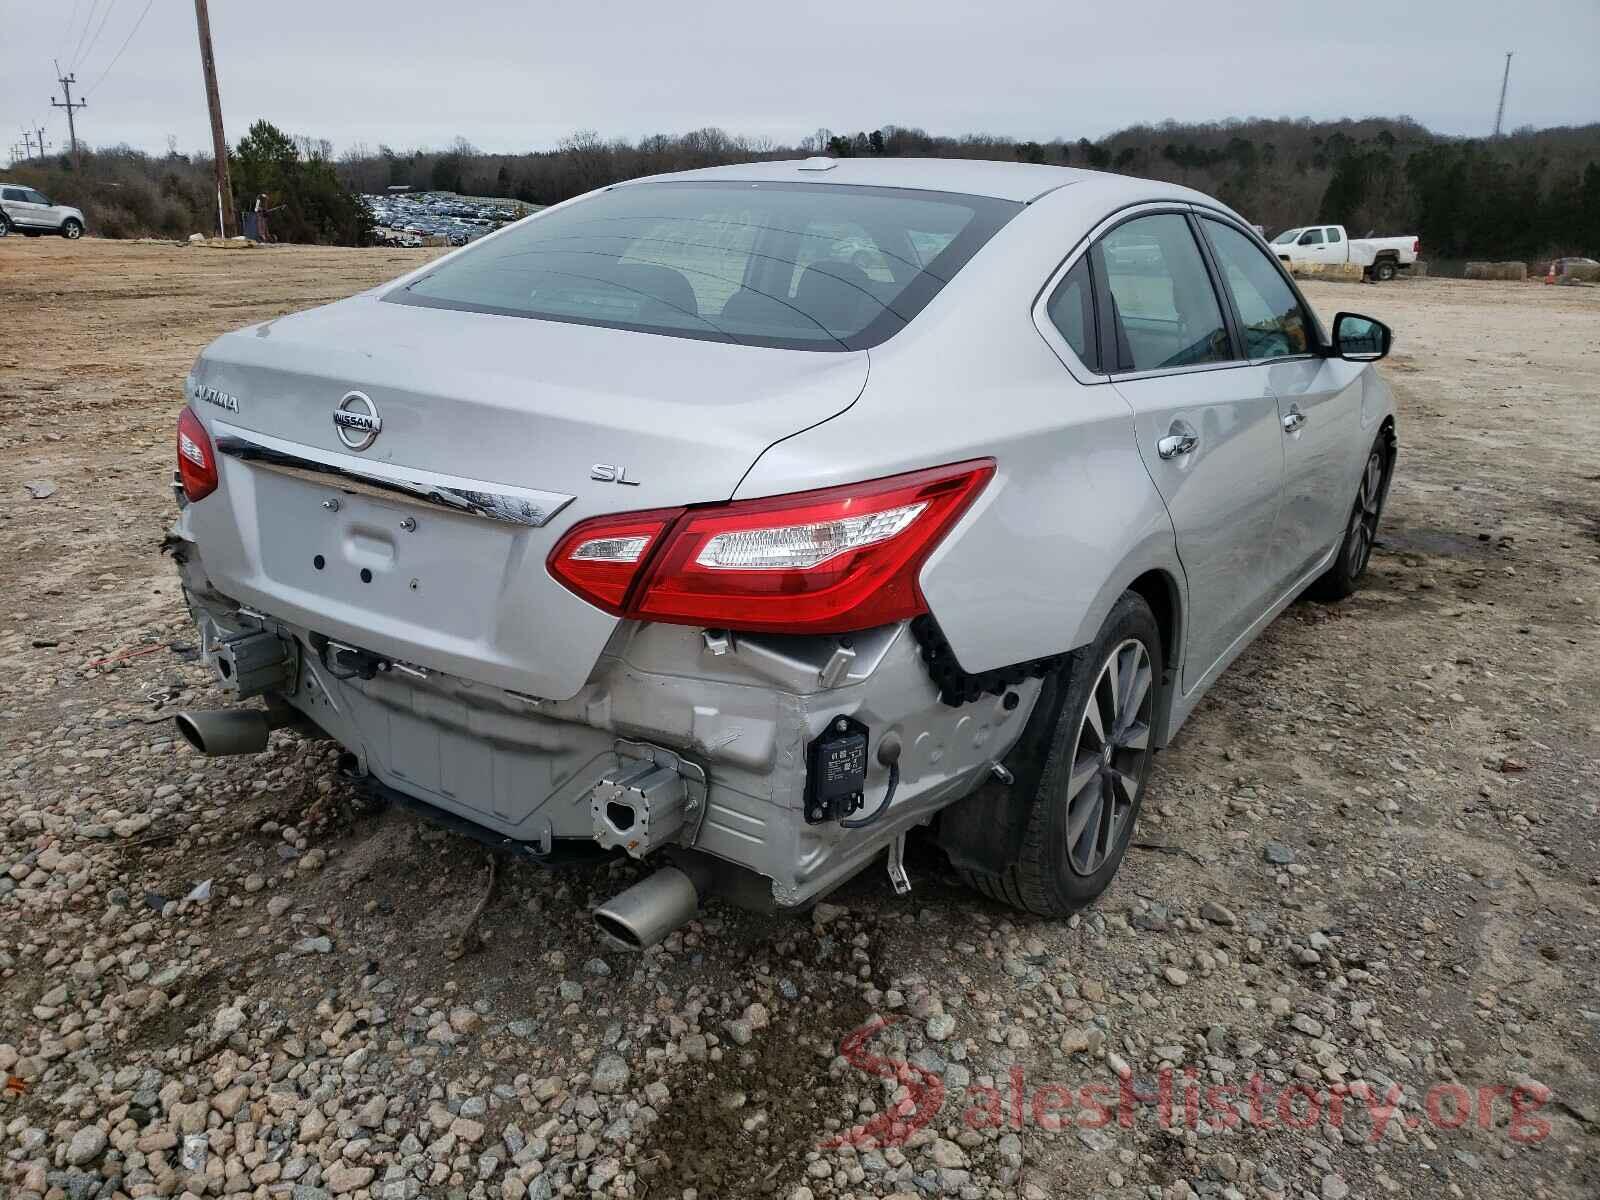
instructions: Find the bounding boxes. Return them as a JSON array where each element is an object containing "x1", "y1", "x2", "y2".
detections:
[{"x1": 168, "y1": 530, "x2": 1039, "y2": 908}]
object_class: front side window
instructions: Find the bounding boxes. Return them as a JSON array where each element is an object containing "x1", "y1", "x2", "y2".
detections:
[
  {"x1": 1201, "y1": 219, "x2": 1313, "y2": 359},
  {"x1": 389, "y1": 181, "x2": 1020, "y2": 351},
  {"x1": 1093, "y1": 213, "x2": 1232, "y2": 373},
  {"x1": 1045, "y1": 257, "x2": 1099, "y2": 372},
  {"x1": 1325, "y1": 226, "x2": 1342, "y2": 243},
  {"x1": 23, "y1": 190, "x2": 50, "y2": 205},
  {"x1": 1298, "y1": 229, "x2": 1325, "y2": 246},
  {"x1": 1270, "y1": 228, "x2": 1301, "y2": 245}
]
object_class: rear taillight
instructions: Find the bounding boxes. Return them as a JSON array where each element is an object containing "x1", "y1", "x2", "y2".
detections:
[
  {"x1": 1413, "y1": 238, "x2": 1420, "y2": 256},
  {"x1": 176, "y1": 407, "x2": 218, "y2": 502},
  {"x1": 547, "y1": 507, "x2": 684, "y2": 614},
  {"x1": 547, "y1": 460, "x2": 994, "y2": 634}
]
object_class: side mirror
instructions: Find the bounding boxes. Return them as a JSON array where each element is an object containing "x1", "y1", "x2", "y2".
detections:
[{"x1": 1330, "y1": 312, "x2": 1392, "y2": 361}]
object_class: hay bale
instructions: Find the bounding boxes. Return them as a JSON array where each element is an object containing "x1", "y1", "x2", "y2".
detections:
[
  {"x1": 1465, "y1": 261, "x2": 1526, "y2": 281},
  {"x1": 1566, "y1": 262, "x2": 1600, "y2": 283},
  {"x1": 1288, "y1": 261, "x2": 1364, "y2": 283}
]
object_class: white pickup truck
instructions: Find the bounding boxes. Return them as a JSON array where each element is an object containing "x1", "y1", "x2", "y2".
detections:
[{"x1": 1269, "y1": 224, "x2": 1420, "y2": 281}]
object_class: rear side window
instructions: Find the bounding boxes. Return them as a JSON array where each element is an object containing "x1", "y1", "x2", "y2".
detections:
[
  {"x1": 1200, "y1": 218, "x2": 1314, "y2": 359},
  {"x1": 1, "y1": 188, "x2": 23, "y2": 201},
  {"x1": 389, "y1": 181, "x2": 1020, "y2": 351},
  {"x1": 1325, "y1": 226, "x2": 1342, "y2": 243},
  {"x1": 1045, "y1": 257, "x2": 1099, "y2": 372},
  {"x1": 1092, "y1": 213, "x2": 1232, "y2": 373}
]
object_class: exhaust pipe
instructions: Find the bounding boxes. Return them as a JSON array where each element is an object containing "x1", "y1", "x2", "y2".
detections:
[
  {"x1": 594, "y1": 864, "x2": 706, "y2": 951},
  {"x1": 174, "y1": 706, "x2": 291, "y2": 757}
]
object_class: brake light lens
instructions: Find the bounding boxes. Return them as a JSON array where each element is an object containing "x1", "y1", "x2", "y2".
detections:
[
  {"x1": 176, "y1": 407, "x2": 219, "y2": 502},
  {"x1": 547, "y1": 460, "x2": 994, "y2": 634},
  {"x1": 547, "y1": 508, "x2": 684, "y2": 614}
]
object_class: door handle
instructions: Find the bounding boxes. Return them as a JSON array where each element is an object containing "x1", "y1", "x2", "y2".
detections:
[
  {"x1": 1157, "y1": 432, "x2": 1198, "y2": 460},
  {"x1": 1282, "y1": 408, "x2": 1306, "y2": 433}
]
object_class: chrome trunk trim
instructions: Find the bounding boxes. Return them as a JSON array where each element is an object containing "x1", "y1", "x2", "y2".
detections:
[{"x1": 213, "y1": 431, "x2": 575, "y2": 528}]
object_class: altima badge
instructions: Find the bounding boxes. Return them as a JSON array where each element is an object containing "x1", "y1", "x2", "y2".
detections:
[
  {"x1": 333, "y1": 391, "x2": 382, "y2": 451},
  {"x1": 193, "y1": 383, "x2": 240, "y2": 413}
]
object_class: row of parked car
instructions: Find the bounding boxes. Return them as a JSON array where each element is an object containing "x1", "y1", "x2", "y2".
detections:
[{"x1": 363, "y1": 191, "x2": 526, "y2": 247}]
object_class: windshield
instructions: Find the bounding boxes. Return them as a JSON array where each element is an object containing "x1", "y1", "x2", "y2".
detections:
[
  {"x1": 1270, "y1": 228, "x2": 1301, "y2": 245},
  {"x1": 388, "y1": 180, "x2": 1020, "y2": 350}
]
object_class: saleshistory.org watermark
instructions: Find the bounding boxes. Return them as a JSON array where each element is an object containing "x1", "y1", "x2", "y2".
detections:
[{"x1": 822, "y1": 1018, "x2": 1556, "y2": 1151}]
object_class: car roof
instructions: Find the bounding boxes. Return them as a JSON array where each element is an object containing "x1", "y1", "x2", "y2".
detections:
[{"x1": 619, "y1": 157, "x2": 1108, "y2": 203}]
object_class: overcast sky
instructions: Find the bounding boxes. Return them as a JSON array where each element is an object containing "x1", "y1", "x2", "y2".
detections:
[{"x1": 4, "y1": 0, "x2": 1597, "y2": 161}]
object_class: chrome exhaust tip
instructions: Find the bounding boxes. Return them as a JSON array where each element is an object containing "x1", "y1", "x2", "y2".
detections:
[
  {"x1": 594, "y1": 865, "x2": 704, "y2": 951},
  {"x1": 174, "y1": 707, "x2": 282, "y2": 757}
]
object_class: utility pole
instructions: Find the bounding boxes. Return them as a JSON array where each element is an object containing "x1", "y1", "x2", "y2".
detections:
[
  {"x1": 1493, "y1": 51, "x2": 1513, "y2": 137},
  {"x1": 193, "y1": 0, "x2": 236, "y2": 239},
  {"x1": 34, "y1": 126, "x2": 50, "y2": 159},
  {"x1": 22, "y1": 130, "x2": 37, "y2": 159},
  {"x1": 51, "y1": 61, "x2": 86, "y2": 169}
]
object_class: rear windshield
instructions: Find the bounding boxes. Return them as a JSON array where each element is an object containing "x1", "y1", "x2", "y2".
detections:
[{"x1": 386, "y1": 180, "x2": 1020, "y2": 350}]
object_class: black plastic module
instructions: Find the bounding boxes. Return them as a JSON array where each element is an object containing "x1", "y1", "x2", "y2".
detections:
[
  {"x1": 910, "y1": 614, "x2": 1063, "y2": 707},
  {"x1": 805, "y1": 716, "x2": 869, "y2": 824}
]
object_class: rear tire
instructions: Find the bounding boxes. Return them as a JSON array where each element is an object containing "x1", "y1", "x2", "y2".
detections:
[
  {"x1": 0, "y1": 214, "x2": 9, "y2": 237},
  {"x1": 1372, "y1": 259, "x2": 1397, "y2": 282},
  {"x1": 1309, "y1": 437, "x2": 1389, "y2": 601},
  {"x1": 61, "y1": 218, "x2": 83, "y2": 240},
  {"x1": 956, "y1": 592, "x2": 1162, "y2": 916}
]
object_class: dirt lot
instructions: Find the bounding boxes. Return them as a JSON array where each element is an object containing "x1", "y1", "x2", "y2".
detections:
[{"x1": 2, "y1": 238, "x2": 1597, "y2": 1200}]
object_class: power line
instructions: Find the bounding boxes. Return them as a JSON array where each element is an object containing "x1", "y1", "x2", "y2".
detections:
[
  {"x1": 69, "y1": 0, "x2": 105, "y2": 69},
  {"x1": 59, "y1": 0, "x2": 84, "y2": 63},
  {"x1": 77, "y1": 0, "x2": 122, "y2": 72},
  {"x1": 84, "y1": 0, "x2": 156, "y2": 97}
]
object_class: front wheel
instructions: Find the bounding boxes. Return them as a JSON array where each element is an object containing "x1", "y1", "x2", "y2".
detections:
[
  {"x1": 957, "y1": 592, "x2": 1162, "y2": 916},
  {"x1": 61, "y1": 219, "x2": 83, "y2": 240},
  {"x1": 1309, "y1": 438, "x2": 1388, "y2": 601},
  {"x1": 0, "y1": 214, "x2": 9, "y2": 237}
]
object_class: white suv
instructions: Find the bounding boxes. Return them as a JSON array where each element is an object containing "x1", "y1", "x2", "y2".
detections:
[{"x1": 0, "y1": 183, "x2": 86, "y2": 238}]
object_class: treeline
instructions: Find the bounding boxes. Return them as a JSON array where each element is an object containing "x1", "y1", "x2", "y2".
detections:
[
  {"x1": 8, "y1": 117, "x2": 1599, "y2": 259},
  {"x1": 337, "y1": 117, "x2": 1600, "y2": 259}
]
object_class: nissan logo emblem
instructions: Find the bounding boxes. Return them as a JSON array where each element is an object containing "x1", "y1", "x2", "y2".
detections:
[{"x1": 333, "y1": 391, "x2": 382, "y2": 451}]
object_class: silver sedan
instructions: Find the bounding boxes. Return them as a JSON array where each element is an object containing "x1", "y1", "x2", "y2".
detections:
[{"x1": 166, "y1": 157, "x2": 1395, "y2": 946}]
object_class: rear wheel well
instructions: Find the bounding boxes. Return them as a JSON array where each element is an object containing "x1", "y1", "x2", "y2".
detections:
[
  {"x1": 1378, "y1": 416, "x2": 1398, "y2": 493},
  {"x1": 1127, "y1": 569, "x2": 1177, "y2": 677},
  {"x1": 1126, "y1": 569, "x2": 1180, "y2": 743}
]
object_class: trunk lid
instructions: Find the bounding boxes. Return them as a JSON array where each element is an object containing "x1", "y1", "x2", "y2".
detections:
[{"x1": 184, "y1": 294, "x2": 868, "y2": 700}]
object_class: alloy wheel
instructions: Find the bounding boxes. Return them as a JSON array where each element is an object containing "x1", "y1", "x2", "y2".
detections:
[
  {"x1": 1346, "y1": 449, "x2": 1384, "y2": 577},
  {"x1": 64, "y1": 222, "x2": 82, "y2": 240},
  {"x1": 1064, "y1": 638, "x2": 1154, "y2": 875}
]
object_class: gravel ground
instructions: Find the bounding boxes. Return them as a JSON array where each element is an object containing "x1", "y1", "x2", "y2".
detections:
[{"x1": 2, "y1": 238, "x2": 1597, "y2": 1200}]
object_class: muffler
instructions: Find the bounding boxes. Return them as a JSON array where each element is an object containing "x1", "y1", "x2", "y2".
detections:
[
  {"x1": 174, "y1": 705, "x2": 292, "y2": 757},
  {"x1": 594, "y1": 863, "x2": 707, "y2": 951}
]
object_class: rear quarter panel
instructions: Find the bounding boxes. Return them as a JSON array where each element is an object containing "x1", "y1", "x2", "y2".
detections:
[{"x1": 734, "y1": 178, "x2": 1189, "y2": 680}]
